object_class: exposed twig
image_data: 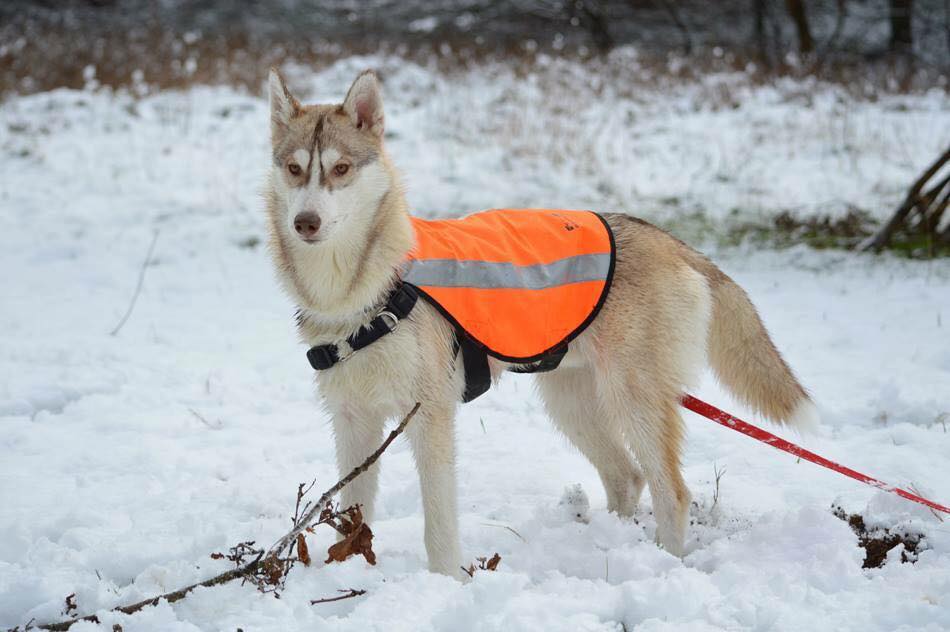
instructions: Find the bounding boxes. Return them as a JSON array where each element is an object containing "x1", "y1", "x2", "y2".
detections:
[
  {"x1": 36, "y1": 561, "x2": 263, "y2": 631},
  {"x1": 909, "y1": 483, "x2": 946, "y2": 522},
  {"x1": 264, "y1": 403, "x2": 420, "y2": 561},
  {"x1": 711, "y1": 464, "x2": 727, "y2": 512},
  {"x1": 26, "y1": 403, "x2": 421, "y2": 631},
  {"x1": 479, "y1": 522, "x2": 527, "y2": 542},
  {"x1": 110, "y1": 230, "x2": 159, "y2": 336},
  {"x1": 188, "y1": 408, "x2": 222, "y2": 430},
  {"x1": 310, "y1": 588, "x2": 366, "y2": 605}
]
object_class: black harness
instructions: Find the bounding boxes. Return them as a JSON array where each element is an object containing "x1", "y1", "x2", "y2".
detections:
[{"x1": 304, "y1": 282, "x2": 566, "y2": 403}]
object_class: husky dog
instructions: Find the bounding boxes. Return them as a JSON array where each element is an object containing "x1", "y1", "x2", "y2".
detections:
[{"x1": 264, "y1": 69, "x2": 818, "y2": 577}]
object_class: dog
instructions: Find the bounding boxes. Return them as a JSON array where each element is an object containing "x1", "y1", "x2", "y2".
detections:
[{"x1": 264, "y1": 68, "x2": 818, "y2": 578}]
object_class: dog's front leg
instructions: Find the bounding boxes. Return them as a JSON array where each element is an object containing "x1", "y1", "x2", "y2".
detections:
[
  {"x1": 406, "y1": 404, "x2": 463, "y2": 577},
  {"x1": 331, "y1": 405, "x2": 385, "y2": 525}
]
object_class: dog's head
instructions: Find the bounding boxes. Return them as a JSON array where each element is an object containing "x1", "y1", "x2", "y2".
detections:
[{"x1": 267, "y1": 69, "x2": 391, "y2": 245}]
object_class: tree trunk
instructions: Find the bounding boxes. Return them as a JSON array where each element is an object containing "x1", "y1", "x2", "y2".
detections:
[
  {"x1": 753, "y1": 0, "x2": 771, "y2": 66},
  {"x1": 574, "y1": 0, "x2": 613, "y2": 53},
  {"x1": 785, "y1": 0, "x2": 814, "y2": 53},
  {"x1": 889, "y1": 0, "x2": 914, "y2": 51}
]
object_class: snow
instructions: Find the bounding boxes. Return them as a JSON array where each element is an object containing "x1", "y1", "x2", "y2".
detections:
[{"x1": 2, "y1": 55, "x2": 950, "y2": 630}]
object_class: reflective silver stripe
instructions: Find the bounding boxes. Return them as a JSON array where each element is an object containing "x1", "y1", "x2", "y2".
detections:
[{"x1": 404, "y1": 253, "x2": 611, "y2": 290}]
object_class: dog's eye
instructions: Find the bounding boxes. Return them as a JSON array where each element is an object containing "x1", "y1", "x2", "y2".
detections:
[
  {"x1": 333, "y1": 163, "x2": 350, "y2": 177},
  {"x1": 288, "y1": 163, "x2": 302, "y2": 176}
]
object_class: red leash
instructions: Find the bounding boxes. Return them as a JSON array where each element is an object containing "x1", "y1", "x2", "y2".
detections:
[{"x1": 681, "y1": 394, "x2": 950, "y2": 515}]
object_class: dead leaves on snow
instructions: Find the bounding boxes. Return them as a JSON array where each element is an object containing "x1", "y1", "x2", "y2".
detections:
[
  {"x1": 322, "y1": 505, "x2": 377, "y2": 566},
  {"x1": 296, "y1": 533, "x2": 311, "y2": 567},
  {"x1": 461, "y1": 552, "x2": 502, "y2": 578}
]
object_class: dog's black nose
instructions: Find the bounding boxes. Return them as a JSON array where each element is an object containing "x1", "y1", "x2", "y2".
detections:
[{"x1": 293, "y1": 212, "x2": 321, "y2": 241}]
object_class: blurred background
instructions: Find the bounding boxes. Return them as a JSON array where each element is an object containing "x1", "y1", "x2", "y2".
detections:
[{"x1": 1, "y1": 0, "x2": 948, "y2": 253}]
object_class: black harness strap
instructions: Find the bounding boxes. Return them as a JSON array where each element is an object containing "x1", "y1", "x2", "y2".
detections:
[
  {"x1": 507, "y1": 344, "x2": 568, "y2": 374},
  {"x1": 306, "y1": 283, "x2": 418, "y2": 370},
  {"x1": 305, "y1": 281, "x2": 566, "y2": 403},
  {"x1": 452, "y1": 332, "x2": 492, "y2": 403}
]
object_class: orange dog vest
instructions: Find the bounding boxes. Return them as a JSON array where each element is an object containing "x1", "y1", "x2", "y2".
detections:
[{"x1": 404, "y1": 209, "x2": 615, "y2": 363}]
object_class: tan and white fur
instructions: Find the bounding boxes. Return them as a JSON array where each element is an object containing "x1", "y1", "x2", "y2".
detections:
[{"x1": 265, "y1": 69, "x2": 819, "y2": 578}]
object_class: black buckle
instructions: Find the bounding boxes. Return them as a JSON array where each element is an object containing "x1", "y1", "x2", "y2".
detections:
[
  {"x1": 305, "y1": 282, "x2": 418, "y2": 372},
  {"x1": 387, "y1": 283, "x2": 418, "y2": 318},
  {"x1": 306, "y1": 344, "x2": 340, "y2": 370},
  {"x1": 509, "y1": 345, "x2": 568, "y2": 374}
]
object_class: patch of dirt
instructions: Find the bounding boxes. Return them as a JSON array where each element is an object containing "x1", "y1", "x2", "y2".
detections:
[{"x1": 831, "y1": 504, "x2": 925, "y2": 569}]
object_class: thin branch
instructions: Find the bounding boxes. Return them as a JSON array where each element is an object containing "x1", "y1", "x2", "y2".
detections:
[
  {"x1": 265, "y1": 403, "x2": 420, "y2": 561},
  {"x1": 310, "y1": 588, "x2": 366, "y2": 605},
  {"x1": 479, "y1": 522, "x2": 527, "y2": 542},
  {"x1": 909, "y1": 483, "x2": 945, "y2": 522},
  {"x1": 27, "y1": 403, "x2": 421, "y2": 632},
  {"x1": 711, "y1": 464, "x2": 727, "y2": 512},
  {"x1": 109, "y1": 230, "x2": 159, "y2": 336},
  {"x1": 35, "y1": 561, "x2": 261, "y2": 631},
  {"x1": 188, "y1": 408, "x2": 222, "y2": 430}
]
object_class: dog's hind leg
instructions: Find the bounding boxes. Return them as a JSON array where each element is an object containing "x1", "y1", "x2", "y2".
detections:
[
  {"x1": 621, "y1": 397, "x2": 691, "y2": 556},
  {"x1": 405, "y1": 402, "x2": 464, "y2": 577},
  {"x1": 536, "y1": 369, "x2": 645, "y2": 517},
  {"x1": 594, "y1": 264, "x2": 710, "y2": 556}
]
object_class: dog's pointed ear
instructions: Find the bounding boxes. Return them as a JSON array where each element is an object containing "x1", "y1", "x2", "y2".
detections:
[
  {"x1": 343, "y1": 70, "x2": 384, "y2": 137},
  {"x1": 268, "y1": 68, "x2": 299, "y2": 141}
]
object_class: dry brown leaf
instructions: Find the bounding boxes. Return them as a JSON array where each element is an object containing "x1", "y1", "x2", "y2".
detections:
[
  {"x1": 325, "y1": 506, "x2": 376, "y2": 565},
  {"x1": 297, "y1": 533, "x2": 311, "y2": 566},
  {"x1": 462, "y1": 552, "x2": 502, "y2": 577},
  {"x1": 325, "y1": 523, "x2": 376, "y2": 565},
  {"x1": 483, "y1": 552, "x2": 502, "y2": 571},
  {"x1": 261, "y1": 554, "x2": 286, "y2": 586}
]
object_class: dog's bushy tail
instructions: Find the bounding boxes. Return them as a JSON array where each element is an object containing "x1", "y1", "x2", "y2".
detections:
[{"x1": 682, "y1": 249, "x2": 818, "y2": 432}]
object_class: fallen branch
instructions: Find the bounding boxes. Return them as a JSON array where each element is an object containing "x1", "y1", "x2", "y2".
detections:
[
  {"x1": 310, "y1": 588, "x2": 366, "y2": 605},
  {"x1": 25, "y1": 403, "x2": 421, "y2": 632},
  {"x1": 860, "y1": 146, "x2": 950, "y2": 252},
  {"x1": 110, "y1": 229, "x2": 160, "y2": 336},
  {"x1": 264, "y1": 402, "x2": 420, "y2": 563},
  {"x1": 36, "y1": 562, "x2": 262, "y2": 631}
]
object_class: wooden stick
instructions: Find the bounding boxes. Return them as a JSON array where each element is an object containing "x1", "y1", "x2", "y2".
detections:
[
  {"x1": 25, "y1": 403, "x2": 421, "y2": 632},
  {"x1": 37, "y1": 560, "x2": 263, "y2": 631},
  {"x1": 310, "y1": 588, "x2": 366, "y2": 605},
  {"x1": 264, "y1": 403, "x2": 420, "y2": 561},
  {"x1": 860, "y1": 146, "x2": 950, "y2": 252}
]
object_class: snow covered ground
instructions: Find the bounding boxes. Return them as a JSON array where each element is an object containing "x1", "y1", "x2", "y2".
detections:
[{"x1": 2, "y1": 56, "x2": 949, "y2": 631}]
